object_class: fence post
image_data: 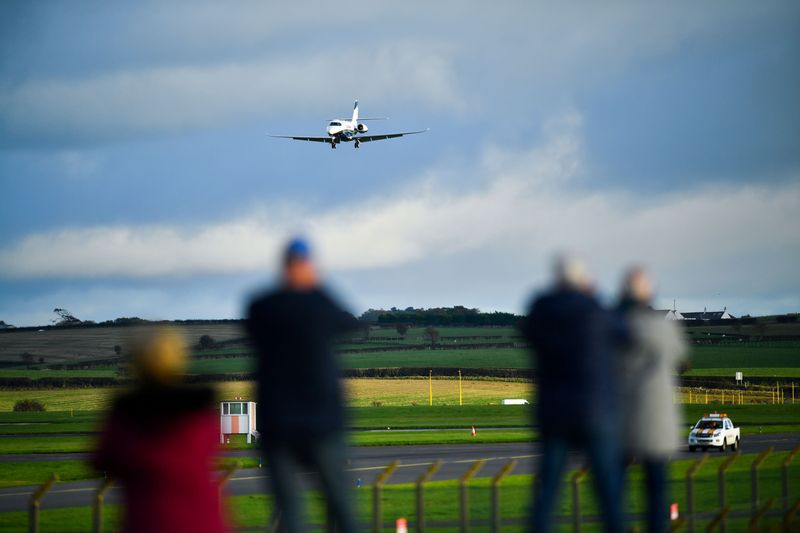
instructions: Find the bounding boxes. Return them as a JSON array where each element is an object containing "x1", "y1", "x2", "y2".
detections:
[
  {"x1": 28, "y1": 473, "x2": 58, "y2": 533},
  {"x1": 459, "y1": 459, "x2": 485, "y2": 533},
  {"x1": 92, "y1": 478, "x2": 114, "y2": 533},
  {"x1": 416, "y1": 461, "x2": 441, "y2": 533},
  {"x1": 704, "y1": 507, "x2": 729, "y2": 533},
  {"x1": 373, "y1": 460, "x2": 399, "y2": 533},
  {"x1": 748, "y1": 498, "x2": 773, "y2": 532},
  {"x1": 785, "y1": 499, "x2": 800, "y2": 530},
  {"x1": 750, "y1": 447, "x2": 772, "y2": 518},
  {"x1": 491, "y1": 460, "x2": 516, "y2": 533},
  {"x1": 218, "y1": 460, "x2": 240, "y2": 488},
  {"x1": 571, "y1": 468, "x2": 588, "y2": 533},
  {"x1": 686, "y1": 454, "x2": 708, "y2": 533},
  {"x1": 782, "y1": 445, "x2": 800, "y2": 511},
  {"x1": 717, "y1": 451, "x2": 739, "y2": 533}
]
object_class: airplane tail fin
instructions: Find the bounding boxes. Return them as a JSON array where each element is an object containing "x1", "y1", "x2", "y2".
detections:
[{"x1": 352, "y1": 100, "x2": 359, "y2": 124}]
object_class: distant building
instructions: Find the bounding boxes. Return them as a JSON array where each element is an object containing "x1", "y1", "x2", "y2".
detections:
[{"x1": 680, "y1": 307, "x2": 735, "y2": 321}]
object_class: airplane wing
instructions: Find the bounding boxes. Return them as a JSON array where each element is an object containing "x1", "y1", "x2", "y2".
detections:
[
  {"x1": 355, "y1": 129, "x2": 428, "y2": 143},
  {"x1": 267, "y1": 134, "x2": 332, "y2": 143}
]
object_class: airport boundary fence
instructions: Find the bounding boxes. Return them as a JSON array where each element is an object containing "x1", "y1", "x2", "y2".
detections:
[
  {"x1": 674, "y1": 382, "x2": 798, "y2": 405},
  {"x1": 24, "y1": 446, "x2": 800, "y2": 532}
]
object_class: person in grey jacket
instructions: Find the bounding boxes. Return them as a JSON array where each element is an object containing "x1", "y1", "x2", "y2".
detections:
[{"x1": 616, "y1": 267, "x2": 687, "y2": 533}]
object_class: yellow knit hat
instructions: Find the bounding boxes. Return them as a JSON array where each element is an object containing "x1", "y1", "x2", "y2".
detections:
[{"x1": 130, "y1": 327, "x2": 187, "y2": 383}]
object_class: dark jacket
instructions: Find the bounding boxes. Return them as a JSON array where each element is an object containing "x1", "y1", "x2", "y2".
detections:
[
  {"x1": 246, "y1": 286, "x2": 359, "y2": 441},
  {"x1": 520, "y1": 288, "x2": 624, "y2": 439},
  {"x1": 92, "y1": 385, "x2": 226, "y2": 533}
]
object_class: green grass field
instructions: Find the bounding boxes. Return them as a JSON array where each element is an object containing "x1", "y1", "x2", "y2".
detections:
[
  {"x1": 343, "y1": 347, "x2": 528, "y2": 369},
  {"x1": 684, "y1": 367, "x2": 800, "y2": 378},
  {"x1": 0, "y1": 410, "x2": 100, "y2": 435},
  {"x1": 0, "y1": 368, "x2": 119, "y2": 378},
  {"x1": 26, "y1": 340, "x2": 800, "y2": 376},
  {"x1": 349, "y1": 405, "x2": 530, "y2": 429},
  {"x1": 688, "y1": 343, "x2": 800, "y2": 369},
  {"x1": 0, "y1": 404, "x2": 797, "y2": 459},
  {"x1": 190, "y1": 339, "x2": 798, "y2": 375},
  {"x1": 0, "y1": 451, "x2": 797, "y2": 532}
]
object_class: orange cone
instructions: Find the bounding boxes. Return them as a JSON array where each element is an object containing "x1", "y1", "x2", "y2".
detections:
[
  {"x1": 471, "y1": 426, "x2": 476, "y2": 437},
  {"x1": 396, "y1": 517, "x2": 408, "y2": 533}
]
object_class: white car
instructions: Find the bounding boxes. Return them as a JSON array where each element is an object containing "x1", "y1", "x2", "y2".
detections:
[{"x1": 688, "y1": 412, "x2": 740, "y2": 452}]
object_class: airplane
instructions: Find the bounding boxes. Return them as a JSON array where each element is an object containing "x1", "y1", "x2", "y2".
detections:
[{"x1": 268, "y1": 100, "x2": 427, "y2": 149}]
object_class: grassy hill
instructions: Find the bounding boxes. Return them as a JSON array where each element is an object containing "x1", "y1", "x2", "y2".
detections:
[{"x1": 1, "y1": 320, "x2": 797, "y2": 381}]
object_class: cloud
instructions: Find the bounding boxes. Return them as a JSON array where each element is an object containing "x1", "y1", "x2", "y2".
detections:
[
  {"x1": 2, "y1": 111, "x2": 798, "y2": 314},
  {"x1": 58, "y1": 150, "x2": 103, "y2": 178},
  {"x1": 0, "y1": 41, "x2": 462, "y2": 146}
]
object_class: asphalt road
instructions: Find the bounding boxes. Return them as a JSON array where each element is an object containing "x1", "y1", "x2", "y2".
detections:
[{"x1": 0, "y1": 433, "x2": 798, "y2": 513}]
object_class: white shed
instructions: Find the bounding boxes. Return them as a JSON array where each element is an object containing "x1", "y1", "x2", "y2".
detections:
[{"x1": 220, "y1": 398, "x2": 257, "y2": 444}]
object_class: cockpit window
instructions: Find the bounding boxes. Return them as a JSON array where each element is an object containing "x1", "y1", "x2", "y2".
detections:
[{"x1": 329, "y1": 121, "x2": 341, "y2": 126}]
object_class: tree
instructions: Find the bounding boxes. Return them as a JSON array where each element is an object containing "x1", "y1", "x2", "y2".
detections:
[
  {"x1": 14, "y1": 399, "x2": 46, "y2": 412},
  {"x1": 423, "y1": 326, "x2": 440, "y2": 347},
  {"x1": 199, "y1": 334, "x2": 216, "y2": 350},
  {"x1": 396, "y1": 324, "x2": 409, "y2": 337},
  {"x1": 52, "y1": 308, "x2": 81, "y2": 326}
]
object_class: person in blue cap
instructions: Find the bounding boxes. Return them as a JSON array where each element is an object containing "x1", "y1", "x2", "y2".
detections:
[{"x1": 246, "y1": 237, "x2": 361, "y2": 533}]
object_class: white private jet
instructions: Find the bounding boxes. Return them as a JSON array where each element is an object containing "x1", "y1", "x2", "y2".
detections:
[{"x1": 268, "y1": 100, "x2": 427, "y2": 149}]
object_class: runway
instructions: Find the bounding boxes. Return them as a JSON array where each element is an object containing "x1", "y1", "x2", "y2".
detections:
[{"x1": 0, "y1": 432, "x2": 797, "y2": 513}]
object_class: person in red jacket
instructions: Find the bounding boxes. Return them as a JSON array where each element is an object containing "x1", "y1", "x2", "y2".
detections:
[{"x1": 92, "y1": 327, "x2": 228, "y2": 533}]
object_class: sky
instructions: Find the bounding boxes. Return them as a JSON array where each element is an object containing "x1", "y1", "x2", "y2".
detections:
[{"x1": 1, "y1": 2, "x2": 799, "y2": 326}]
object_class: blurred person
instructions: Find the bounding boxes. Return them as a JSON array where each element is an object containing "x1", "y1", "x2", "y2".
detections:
[
  {"x1": 519, "y1": 255, "x2": 626, "y2": 533},
  {"x1": 616, "y1": 267, "x2": 687, "y2": 533},
  {"x1": 92, "y1": 327, "x2": 227, "y2": 533},
  {"x1": 246, "y1": 237, "x2": 360, "y2": 533}
]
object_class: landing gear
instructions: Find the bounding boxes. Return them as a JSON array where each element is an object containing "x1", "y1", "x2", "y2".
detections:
[
  {"x1": 330, "y1": 138, "x2": 337, "y2": 149},
  {"x1": 354, "y1": 139, "x2": 360, "y2": 149}
]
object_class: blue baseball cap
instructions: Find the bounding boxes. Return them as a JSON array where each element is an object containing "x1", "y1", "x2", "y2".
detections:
[{"x1": 284, "y1": 237, "x2": 311, "y2": 263}]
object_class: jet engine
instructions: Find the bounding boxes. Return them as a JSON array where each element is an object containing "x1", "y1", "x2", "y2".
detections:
[{"x1": 356, "y1": 123, "x2": 368, "y2": 133}]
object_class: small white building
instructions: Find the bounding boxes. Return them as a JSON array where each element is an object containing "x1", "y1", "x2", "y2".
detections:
[
  {"x1": 220, "y1": 398, "x2": 257, "y2": 444},
  {"x1": 501, "y1": 399, "x2": 530, "y2": 405}
]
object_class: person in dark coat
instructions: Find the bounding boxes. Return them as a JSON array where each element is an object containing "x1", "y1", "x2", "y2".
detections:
[
  {"x1": 246, "y1": 237, "x2": 360, "y2": 533},
  {"x1": 92, "y1": 327, "x2": 227, "y2": 533},
  {"x1": 519, "y1": 256, "x2": 625, "y2": 533}
]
